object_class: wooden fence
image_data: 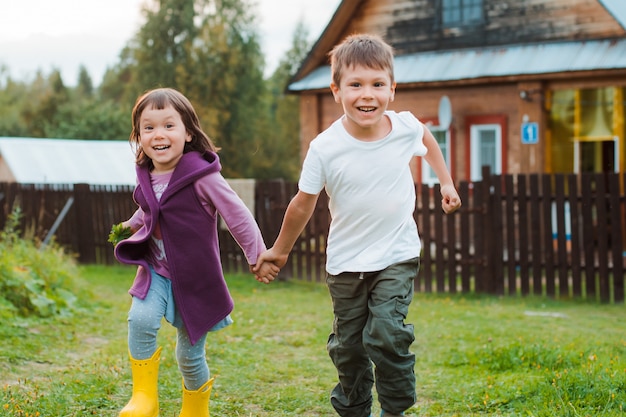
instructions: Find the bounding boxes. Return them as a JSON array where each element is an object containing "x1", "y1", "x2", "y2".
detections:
[{"x1": 0, "y1": 172, "x2": 624, "y2": 303}]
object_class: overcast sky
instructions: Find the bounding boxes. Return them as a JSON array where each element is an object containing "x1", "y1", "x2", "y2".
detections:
[{"x1": 0, "y1": 0, "x2": 341, "y2": 85}]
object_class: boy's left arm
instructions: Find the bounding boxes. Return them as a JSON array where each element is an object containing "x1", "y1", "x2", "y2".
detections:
[{"x1": 422, "y1": 125, "x2": 462, "y2": 214}]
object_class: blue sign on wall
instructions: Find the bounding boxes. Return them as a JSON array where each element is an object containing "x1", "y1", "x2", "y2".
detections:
[{"x1": 521, "y1": 122, "x2": 539, "y2": 144}]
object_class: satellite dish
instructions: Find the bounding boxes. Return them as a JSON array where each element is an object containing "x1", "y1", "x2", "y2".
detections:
[{"x1": 438, "y1": 95, "x2": 452, "y2": 130}]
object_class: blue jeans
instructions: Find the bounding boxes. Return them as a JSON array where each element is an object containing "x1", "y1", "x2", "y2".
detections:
[
  {"x1": 127, "y1": 269, "x2": 232, "y2": 390},
  {"x1": 326, "y1": 258, "x2": 419, "y2": 417}
]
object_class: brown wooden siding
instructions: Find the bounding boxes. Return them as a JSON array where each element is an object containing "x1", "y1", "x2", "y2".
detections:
[
  {"x1": 338, "y1": 0, "x2": 625, "y2": 56},
  {"x1": 294, "y1": 0, "x2": 626, "y2": 83}
]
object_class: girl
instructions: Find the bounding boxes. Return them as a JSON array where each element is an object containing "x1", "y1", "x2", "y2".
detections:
[{"x1": 113, "y1": 88, "x2": 277, "y2": 417}]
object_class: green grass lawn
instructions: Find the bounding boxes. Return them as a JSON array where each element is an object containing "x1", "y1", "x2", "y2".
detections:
[{"x1": 2, "y1": 264, "x2": 626, "y2": 416}]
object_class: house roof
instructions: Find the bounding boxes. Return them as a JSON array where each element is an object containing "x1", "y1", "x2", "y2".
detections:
[
  {"x1": 0, "y1": 137, "x2": 136, "y2": 186},
  {"x1": 288, "y1": 37, "x2": 626, "y2": 92},
  {"x1": 599, "y1": 0, "x2": 626, "y2": 28}
]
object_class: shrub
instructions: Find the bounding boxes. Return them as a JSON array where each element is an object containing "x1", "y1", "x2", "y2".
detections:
[{"x1": 0, "y1": 206, "x2": 78, "y2": 318}]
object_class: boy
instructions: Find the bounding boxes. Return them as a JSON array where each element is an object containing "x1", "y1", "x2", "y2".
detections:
[{"x1": 254, "y1": 33, "x2": 461, "y2": 417}]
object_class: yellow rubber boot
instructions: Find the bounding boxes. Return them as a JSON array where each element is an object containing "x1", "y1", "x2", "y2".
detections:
[
  {"x1": 178, "y1": 377, "x2": 214, "y2": 417},
  {"x1": 119, "y1": 347, "x2": 162, "y2": 417}
]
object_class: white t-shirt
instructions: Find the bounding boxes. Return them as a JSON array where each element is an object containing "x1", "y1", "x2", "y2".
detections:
[{"x1": 298, "y1": 110, "x2": 428, "y2": 275}]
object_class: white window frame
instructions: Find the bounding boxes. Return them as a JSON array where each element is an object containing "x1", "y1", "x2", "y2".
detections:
[
  {"x1": 422, "y1": 127, "x2": 451, "y2": 186},
  {"x1": 470, "y1": 123, "x2": 502, "y2": 181},
  {"x1": 442, "y1": 0, "x2": 484, "y2": 27}
]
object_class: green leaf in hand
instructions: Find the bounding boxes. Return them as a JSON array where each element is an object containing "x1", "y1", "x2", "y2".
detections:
[{"x1": 108, "y1": 223, "x2": 133, "y2": 247}]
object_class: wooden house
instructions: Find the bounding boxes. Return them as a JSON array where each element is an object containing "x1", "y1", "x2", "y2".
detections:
[{"x1": 288, "y1": 0, "x2": 626, "y2": 183}]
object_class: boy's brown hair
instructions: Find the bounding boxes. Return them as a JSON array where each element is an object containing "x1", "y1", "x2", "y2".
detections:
[{"x1": 328, "y1": 33, "x2": 395, "y2": 87}]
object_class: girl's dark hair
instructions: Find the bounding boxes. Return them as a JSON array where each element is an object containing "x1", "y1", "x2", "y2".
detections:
[{"x1": 130, "y1": 88, "x2": 217, "y2": 168}]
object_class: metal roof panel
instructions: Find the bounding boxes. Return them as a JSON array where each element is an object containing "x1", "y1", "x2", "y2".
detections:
[
  {"x1": 599, "y1": 0, "x2": 626, "y2": 29},
  {"x1": 0, "y1": 137, "x2": 136, "y2": 186},
  {"x1": 289, "y1": 38, "x2": 626, "y2": 91}
]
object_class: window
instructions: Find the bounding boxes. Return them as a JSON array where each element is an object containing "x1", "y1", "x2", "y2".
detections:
[
  {"x1": 470, "y1": 124, "x2": 502, "y2": 181},
  {"x1": 549, "y1": 87, "x2": 623, "y2": 174},
  {"x1": 422, "y1": 127, "x2": 451, "y2": 185},
  {"x1": 442, "y1": 0, "x2": 484, "y2": 27}
]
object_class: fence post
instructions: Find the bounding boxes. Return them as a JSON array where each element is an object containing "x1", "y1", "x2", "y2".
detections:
[
  {"x1": 73, "y1": 183, "x2": 95, "y2": 263},
  {"x1": 481, "y1": 166, "x2": 497, "y2": 294}
]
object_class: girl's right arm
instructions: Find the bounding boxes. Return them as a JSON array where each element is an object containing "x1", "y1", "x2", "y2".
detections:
[
  {"x1": 124, "y1": 208, "x2": 145, "y2": 233},
  {"x1": 109, "y1": 209, "x2": 143, "y2": 246}
]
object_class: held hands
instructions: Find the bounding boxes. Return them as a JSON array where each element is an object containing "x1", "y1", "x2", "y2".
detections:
[
  {"x1": 440, "y1": 184, "x2": 462, "y2": 214},
  {"x1": 250, "y1": 260, "x2": 280, "y2": 284},
  {"x1": 251, "y1": 247, "x2": 289, "y2": 284}
]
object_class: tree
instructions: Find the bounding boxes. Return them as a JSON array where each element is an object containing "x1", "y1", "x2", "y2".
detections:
[
  {"x1": 18, "y1": 69, "x2": 69, "y2": 138},
  {"x1": 0, "y1": 68, "x2": 30, "y2": 137},
  {"x1": 258, "y1": 20, "x2": 312, "y2": 180},
  {"x1": 47, "y1": 99, "x2": 128, "y2": 140},
  {"x1": 100, "y1": 0, "x2": 273, "y2": 177},
  {"x1": 99, "y1": 46, "x2": 137, "y2": 107},
  {"x1": 0, "y1": 62, "x2": 129, "y2": 140},
  {"x1": 182, "y1": 0, "x2": 268, "y2": 178},
  {"x1": 76, "y1": 66, "x2": 94, "y2": 98},
  {"x1": 131, "y1": 0, "x2": 197, "y2": 93}
]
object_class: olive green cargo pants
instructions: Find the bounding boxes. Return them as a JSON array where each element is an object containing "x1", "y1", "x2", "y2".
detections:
[{"x1": 326, "y1": 257, "x2": 420, "y2": 417}]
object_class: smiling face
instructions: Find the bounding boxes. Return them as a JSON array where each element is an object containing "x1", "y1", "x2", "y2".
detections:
[
  {"x1": 330, "y1": 64, "x2": 396, "y2": 141},
  {"x1": 138, "y1": 105, "x2": 191, "y2": 174}
]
